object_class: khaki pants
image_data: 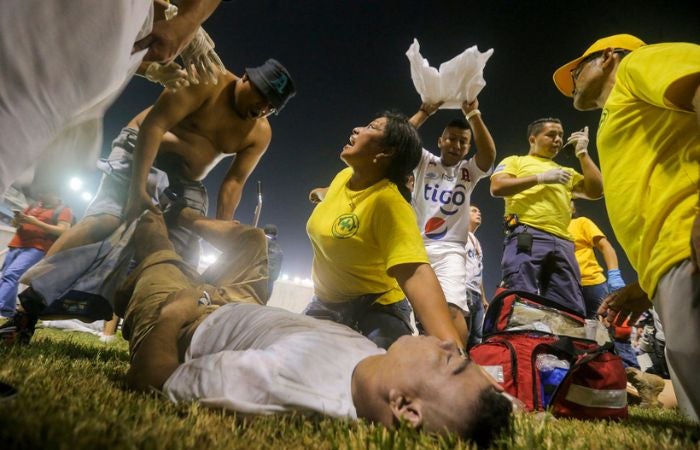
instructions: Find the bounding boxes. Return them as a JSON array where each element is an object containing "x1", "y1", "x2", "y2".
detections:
[{"x1": 117, "y1": 225, "x2": 269, "y2": 359}]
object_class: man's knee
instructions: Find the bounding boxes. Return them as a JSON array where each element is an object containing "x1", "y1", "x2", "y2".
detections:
[{"x1": 80, "y1": 214, "x2": 122, "y2": 241}]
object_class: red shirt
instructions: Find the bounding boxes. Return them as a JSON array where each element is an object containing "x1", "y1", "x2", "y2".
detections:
[{"x1": 8, "y1": 204, "x2": 73, "y2": 252}]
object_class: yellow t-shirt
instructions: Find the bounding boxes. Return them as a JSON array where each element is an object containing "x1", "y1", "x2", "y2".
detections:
[
  {"x1": 597, "y1": 42, "x2": 700, "y2": 296},
  {"x1": 492, "y1": 155, "x2": 583, "y2": 239},
  {"x1": 568, "y1": 217, "x2": 606, "y2": 286},
  {"x1": 306, "y1": 167, "x2": 429, "y2": 305}
]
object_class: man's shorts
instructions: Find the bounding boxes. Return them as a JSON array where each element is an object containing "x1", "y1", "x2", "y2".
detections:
[{"x1": 87, "y1": 127, "x2": 209, "y2": 265}]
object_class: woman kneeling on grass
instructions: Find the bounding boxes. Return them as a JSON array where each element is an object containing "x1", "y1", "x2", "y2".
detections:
[{"x1": 305, "y1": 112, "x2": 466, "y2": 349}]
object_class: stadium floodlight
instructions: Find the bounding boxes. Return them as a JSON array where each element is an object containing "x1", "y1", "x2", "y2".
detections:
[
  {"x1": 202, "y1": 253, "x2": 218, "y2": 264},
  {"x1": 69, "y1": 177, "x2": 83, "y2": 191}
]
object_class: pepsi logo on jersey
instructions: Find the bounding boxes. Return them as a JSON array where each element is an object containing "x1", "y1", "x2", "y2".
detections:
[{"x1": 424, "y1": 216, "x2": 447, "y2": 240}]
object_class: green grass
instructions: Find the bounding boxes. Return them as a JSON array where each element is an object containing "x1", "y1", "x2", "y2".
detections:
[{"x1": 1, "y1": 327, "x2": 699, "y2": 450}]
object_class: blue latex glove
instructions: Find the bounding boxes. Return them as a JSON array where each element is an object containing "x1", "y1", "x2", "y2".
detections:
[{"x1": 607, "y1": 269, "x2": 625, "y2": 292}]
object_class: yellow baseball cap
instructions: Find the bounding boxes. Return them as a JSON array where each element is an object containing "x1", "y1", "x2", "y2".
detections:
[{"x1": 553, "y1": 34, "x2": 646, "y2": 97}]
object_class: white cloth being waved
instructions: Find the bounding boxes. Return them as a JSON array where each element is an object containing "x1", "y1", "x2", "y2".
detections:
[
  {"x1": 405, "y1": 39, "x2": 494, "y2": 109},
  {"x1": 164, "y1": 303, "x2": 385, "y2": 419},
  {"x1": 465, "y1": 232, "x2": 484, "y2": 294},
  {"x1": 0, "y1": 0, "x2": 153, "y2": 193}
]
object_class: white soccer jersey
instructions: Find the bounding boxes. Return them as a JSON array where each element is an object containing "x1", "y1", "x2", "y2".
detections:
[{"x1": 412, "y1": 149, "x2": 490, "y2": 245}]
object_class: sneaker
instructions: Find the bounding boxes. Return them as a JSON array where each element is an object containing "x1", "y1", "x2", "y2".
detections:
[
  {"x1": 626, "y1": 367, "x2": 665, "y2": 408},
  {"x1": 0, "y1": 311, "x2": 39, "y2": 345}
]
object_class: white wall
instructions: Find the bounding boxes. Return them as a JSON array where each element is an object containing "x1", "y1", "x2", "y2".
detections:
[{"x1": 266, "y1": 280, "x2": 313, "y2": 313}]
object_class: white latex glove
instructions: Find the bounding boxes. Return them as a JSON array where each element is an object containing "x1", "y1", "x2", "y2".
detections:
[
  {"x1": 164, "y1": 3, "x2": 178, "y2": 20},
  {"x1": 564, "y1": 126, "x2": 590, "y2": 157},
  {"x1": 179, "y1": 27, "x2": 225, "y2": 85},
  {"x1": 536, "y1": 168, "x2": 572, "y2": 185},
  {"x1": 145, "y1": 62, "x2": 190, "y2": 91}
]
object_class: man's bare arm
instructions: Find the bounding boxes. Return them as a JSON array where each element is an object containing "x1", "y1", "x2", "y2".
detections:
[
  {"x1": 126, "y1": 84, "x2": 212, "y2": 221},
  {"x1": 462, "y1": 99, "x2": 496, "y2": 172},
  {"x1": 490, "y1": 173, "x2": 537, "y2": 197},
  {"x1": 594, "y1": 236, "x2": 619, "y2": 270},
  {"x1": 391, "y1": 262, "x2": 465, "y2": 350},
  {"x1": 216, "y1": 128, "x2": 271, "y2": 220},
  {"x1": 408, "y1": 102, "x2": 443, "y2": 129},
  {"x1": 572, "y1": 154, "x2": 604, "y2": 200},
  {"x1": 309, "y1": 187, "x2": 329, "y2": 204}
]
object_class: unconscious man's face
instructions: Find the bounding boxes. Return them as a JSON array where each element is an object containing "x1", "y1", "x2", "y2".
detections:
[{"x1": 384, "y1": 335, "x2": 511, "y2": 440}]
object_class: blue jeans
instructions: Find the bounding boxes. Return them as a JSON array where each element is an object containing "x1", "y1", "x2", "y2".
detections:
[
  {"x1": 0, "y1": 247, "x2": 45, "y2": 316},
  {"x1": 466, "y1": 289, "x2": 484, "y2": 347},
  {"x1": 304, "y1": 295, "x2": 413, "y2": 349},
  {"x1": 614, "y1": 340, "x2": 640, "y2": 369},
  {"x1": 501, "y1": 225, "x2": 585, "y2": 316},
  {"x1": 582, "y1": 282, "x2": 609, "y2": 319}
]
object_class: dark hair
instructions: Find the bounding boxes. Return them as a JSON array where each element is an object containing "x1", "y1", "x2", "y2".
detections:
[
  {"x1": 462, "y1": 389, "x2": 513, "y2": 449},
  {"x1": 378, "y1": 111, "x2": 422, "y2": 202},
  {"x1": 444, "y1": 119, "x2": 469, "y2": 131},
  {"x1": 527, "y1": 117, "x2": 561, "y2": 139}
]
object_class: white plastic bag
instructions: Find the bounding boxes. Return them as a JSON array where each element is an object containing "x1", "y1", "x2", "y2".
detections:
[{"x1": 406, "y1": 38, "x2": 494, "y2": 109}]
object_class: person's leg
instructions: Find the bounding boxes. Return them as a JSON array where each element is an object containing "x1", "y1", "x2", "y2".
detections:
[
  {"x1": 500, "y1": 226, "x2": 544, "y2": 295},
  {"x1": 118, "y1": 212, "x2": 204, "y2": 390},
  {"x1": 179, "y1": 208, "x2": 269, "y2": 305},
  {"x1": 358, "y1": 300, "x2": 414, "y2": 349},
  {"x1": 466, "y1": 290, "x2": 484, "y2": 347},
  {"x1": 426, "y1": 243, "x2": 469, "y2": 312},
  {"x1": 615, "y1": 340, "x2": 641, "y2": 369},
  {"x1": 45, "y1": 214, "x2": 121, "y2": 257},
  {"x1": 541, "y1": 235, "x2": 585, "y2": 316},
  {"x1": 100, "y1": 313, "x2": 119, "y2": 343},
  {"x1": 653, "y1": 259, "x2": 700, "y2": 420},
  {"x1": 160, "y1": 179, "x2": 208, "y2": 267},
  {"x1": 49, "y1": 133, "x2": 153, "y2": 257},
  {"x1": 0, "y1": 248, "x2": 45, "y2": 316},
  {"x1": 303, "y1": 297, "x2": 351, "y2": 325},
  {"x1": 582, "y1": 282, "x2": 609, "y2": 319},
  {"x1": 127, "y1": 288, "x2": 209, "y2": 391}
]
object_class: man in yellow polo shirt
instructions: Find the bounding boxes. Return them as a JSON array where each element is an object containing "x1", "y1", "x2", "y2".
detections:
[
  {"x1": 490, "y1": 118, "x2": 603, "y2": 316},
  {"x1": 568, "y1": 203, "x2": 625, "y2": 318},
  {"x1": 553, "y1": 34, "x2": 700, "y2": 419}
]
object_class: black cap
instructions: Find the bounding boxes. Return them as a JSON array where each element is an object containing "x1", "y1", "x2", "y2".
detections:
[{"x1": 245, "y1": 59, "x2": 296, "y2": 113}]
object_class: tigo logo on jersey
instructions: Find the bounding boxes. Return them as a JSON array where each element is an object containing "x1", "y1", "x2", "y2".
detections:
[
  {"x1": 423, "y1": 183, "x2": 466, "y2": 216},
  {"x1": 424, "y1": 216, "x2": 447, "y2": 240}
]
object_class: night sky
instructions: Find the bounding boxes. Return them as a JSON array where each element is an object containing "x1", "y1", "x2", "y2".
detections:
[{"x1": 91, "y1": 0, "x2": 698, "y2": 299}]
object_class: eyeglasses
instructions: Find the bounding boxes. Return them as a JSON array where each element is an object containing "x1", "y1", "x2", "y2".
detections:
[
  {"x1": 570, "y1": 49, "x2": 630, "y2": 85},
  {"x1": 570, "y1": 52, "x2": 604, "y2": 82}
]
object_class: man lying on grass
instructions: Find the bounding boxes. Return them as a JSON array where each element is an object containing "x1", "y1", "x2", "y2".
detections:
[{"x1": 116, "y1": 210, "x2": 512, "y2": 448}]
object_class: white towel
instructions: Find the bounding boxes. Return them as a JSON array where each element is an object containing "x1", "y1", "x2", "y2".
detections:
[{"x1": 406, "y1": 38, "x2": 494, "y2": 109}]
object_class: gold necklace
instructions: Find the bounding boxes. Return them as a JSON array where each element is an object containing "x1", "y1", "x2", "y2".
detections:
[{"x1": 345, "y1": 183, "x2": 362, "y2": 211}]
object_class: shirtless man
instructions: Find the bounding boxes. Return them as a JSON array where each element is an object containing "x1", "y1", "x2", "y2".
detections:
[{"x1": 46, "y1": 59, "x2": 296, "y2": 264}]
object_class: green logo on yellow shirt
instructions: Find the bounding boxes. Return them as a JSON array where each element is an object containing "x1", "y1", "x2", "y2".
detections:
[{"x1": 332, "y1": 213, "x2": 359, "y2": 239}]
